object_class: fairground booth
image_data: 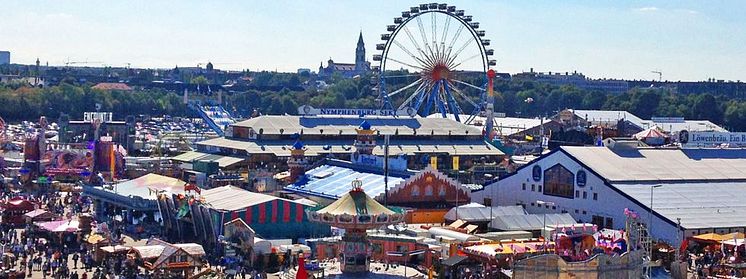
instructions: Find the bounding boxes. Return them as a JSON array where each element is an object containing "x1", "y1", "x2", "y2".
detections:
[{"x1": 159, "y1": 185, "x2": 329, "y2": 249}]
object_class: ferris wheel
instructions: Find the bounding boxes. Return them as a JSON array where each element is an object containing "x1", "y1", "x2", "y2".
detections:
[{"x1": 373, "y1": 3, "x2": 495, "y2": 123}]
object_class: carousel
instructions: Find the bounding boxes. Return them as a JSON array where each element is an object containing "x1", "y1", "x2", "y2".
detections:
[{"x1": 307, "y1": 178, "x2": 403, "y2": 274}]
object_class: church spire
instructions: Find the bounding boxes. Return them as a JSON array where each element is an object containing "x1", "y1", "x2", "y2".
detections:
[{"x1": 357, "y1": 30, "x2": 364, "y2": 46}]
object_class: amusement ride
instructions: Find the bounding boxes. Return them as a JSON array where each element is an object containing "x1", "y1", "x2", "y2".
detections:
[{"x1": 374, "y1": 3, "x2": 496, "y2": 127}]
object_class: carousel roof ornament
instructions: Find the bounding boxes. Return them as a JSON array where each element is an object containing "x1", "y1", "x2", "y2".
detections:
[{"x1": 351, "y1": 177, "x2": 363, "y2": 192}]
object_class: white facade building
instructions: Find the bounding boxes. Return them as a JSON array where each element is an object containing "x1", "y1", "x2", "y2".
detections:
[{"x1": 474, "y1": 144, "x2": 746, "y2": 245}]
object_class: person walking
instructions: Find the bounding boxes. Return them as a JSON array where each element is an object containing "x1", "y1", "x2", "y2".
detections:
[
  {"x1": 42, "y1": 260, "x2": 50, "y2": 278},
  {"x1": 72, "y1": 253, "x2": 79, "y2": 269},
  {"x1": 26, "y1": 258, "x2": 33, "y2": 277}
]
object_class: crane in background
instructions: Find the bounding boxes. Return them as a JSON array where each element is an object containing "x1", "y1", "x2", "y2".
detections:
[
  {"x1": 651, "y1": 70, "x2": 662, "y2": 82},
  {"x1": 64, "y1": 59, "x2": 103, "y2": 68}
]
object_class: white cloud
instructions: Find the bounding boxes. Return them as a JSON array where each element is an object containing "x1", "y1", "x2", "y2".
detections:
[
  {"x1": 635, "y1": 6, "x2": 659, "y2": 12},
  {"x1": 678, "y1": 9, "x2": 699, "y2": 15}
]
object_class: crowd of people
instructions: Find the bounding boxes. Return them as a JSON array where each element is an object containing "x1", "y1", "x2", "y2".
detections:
[
  {"x1": 0, "y1": 183, "x2": 180, "y2": 278},
  {"x1": 688, "y1": 248, "x2": 745, "y2": 278}
]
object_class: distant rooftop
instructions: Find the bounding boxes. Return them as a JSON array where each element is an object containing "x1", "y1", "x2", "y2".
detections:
[{"x1": 92, "y1": 82, "x2": 133, "y2": 91}]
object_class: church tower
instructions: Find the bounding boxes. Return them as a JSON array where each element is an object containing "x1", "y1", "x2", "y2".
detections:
[{"x1": 354, "y1": 31, "x2": 368, "y2": 73}]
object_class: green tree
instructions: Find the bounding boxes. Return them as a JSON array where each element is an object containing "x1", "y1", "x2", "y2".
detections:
[{"x1": 190, "y1": 75, "x2": 209, "y2": 84}]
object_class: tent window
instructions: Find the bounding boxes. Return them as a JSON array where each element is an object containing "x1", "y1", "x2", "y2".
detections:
[
  {"x1": 424, "y1": 185, "x2": 434, "y2": 196},
  {"x1": 543, "y1": 164, "x2": 575, "y2": 199}
]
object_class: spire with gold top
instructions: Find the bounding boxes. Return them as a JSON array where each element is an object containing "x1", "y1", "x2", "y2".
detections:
[
  {"x1": 354, "y1": 120, "x2": 376, "y2": 155},
  {"x1": 288, "y1": 136, "x2": 308, "y2": 183}
]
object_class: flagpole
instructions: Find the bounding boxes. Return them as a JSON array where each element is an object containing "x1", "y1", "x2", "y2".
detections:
[{"x1": 384, "y1": 134, "x2": 389, "y2": 207}]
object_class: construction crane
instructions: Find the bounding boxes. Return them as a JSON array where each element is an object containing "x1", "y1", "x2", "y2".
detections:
[
  {"x1": 65, "y1": 59, "x2": 103, "y2": 68},
  {"x1": 651, "y1": 70, "x2": 662, "y2": 82}
]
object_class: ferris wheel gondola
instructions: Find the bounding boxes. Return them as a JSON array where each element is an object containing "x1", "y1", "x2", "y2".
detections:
[{"x1": 374, "y1": 3, "x2": 496, "y2": 123}]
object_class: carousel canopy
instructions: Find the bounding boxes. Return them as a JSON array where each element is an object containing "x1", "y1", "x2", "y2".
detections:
[
  {"x1": 633, "y1": 127, "x2": 667, "y2": 140},
  {"x1": 315, "y1": 189, "x2": 397, "y2": 216}
]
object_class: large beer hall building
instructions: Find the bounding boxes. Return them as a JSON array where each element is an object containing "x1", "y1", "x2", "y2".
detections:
[
  {"x1": 191, "y1": 115, "x2": 504, "y2": 171},
  {"x1": 473, "y1": 141, "x2": 746, "y2": 244}
]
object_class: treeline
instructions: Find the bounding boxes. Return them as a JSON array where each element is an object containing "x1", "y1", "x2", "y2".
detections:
[
  {"x1": 2, "y1": 76, "x2": 746, "y2": 132},
  {"x1": 490, "y1": 79, "x2": 746, "y2": 131}
]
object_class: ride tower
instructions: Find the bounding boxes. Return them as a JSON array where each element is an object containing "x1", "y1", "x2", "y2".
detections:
[
  {"x1": 307, "y1": 178, "x2": 403, "y2": 274},
  {"x1": 287, "y1": 139, "x2": 308, "y2": 183},
  {"x1": 353, "y1": 120, "x2": 376, "y2": 156}
]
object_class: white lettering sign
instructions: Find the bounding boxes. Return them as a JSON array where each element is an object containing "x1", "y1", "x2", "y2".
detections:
[
  {"x1": 681, "y1": 130, "x2": 746, "y2": 147},
  {"x1": 297, "y1": 105, "x2": 417, "y2": 117}
]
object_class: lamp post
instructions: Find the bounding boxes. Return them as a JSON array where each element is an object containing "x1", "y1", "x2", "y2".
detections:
[
  {"x1": 455, "y1": 170, "x2": 466, "y2": 220},
  {"x1": 537, "y1": 200, "x2": 555, "y2": 252},
  {"x1": 647, "y1": 184, "x2": 663, "y2": 279}
]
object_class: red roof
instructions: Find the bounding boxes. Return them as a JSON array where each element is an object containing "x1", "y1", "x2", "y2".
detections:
[
  {"x1": 92, "y1": 83, "x2": 133, "y2": 91},
  {"x1": 633, "y1": 127, "x2": 667, "y2": 140}
]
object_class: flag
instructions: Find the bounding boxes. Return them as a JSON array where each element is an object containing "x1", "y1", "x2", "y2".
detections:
[
  {"x1": 296, "y1": 253, "x2": 308, "y2": 279},
  {"x1": 430, "y1": 156, "x2": 438, "y2": 169},
  {"x1": 680, "y1": 239, "x2": 689, "y2": 254},
  {"x1": 452, "y1": 156, "x2": 459, "y2": 170}
]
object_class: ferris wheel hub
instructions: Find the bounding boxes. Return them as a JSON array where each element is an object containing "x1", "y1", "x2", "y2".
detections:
[{"x1": 429, "y1": 64, "x2": 450, "y2": 81}]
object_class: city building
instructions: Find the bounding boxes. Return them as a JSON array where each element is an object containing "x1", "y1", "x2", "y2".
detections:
[
  {"x1": 0, "y1": 51, "x2": 9, "y2": 65},
  {"x1": 318, "y1": 32, "x2": 370, "y2": 78},
  {"x1": 473, "y1": 144, "x2": 746, "y2": 244},
  {"x1": 514, "y1": 69, "x2": 629, "y2": 94}
]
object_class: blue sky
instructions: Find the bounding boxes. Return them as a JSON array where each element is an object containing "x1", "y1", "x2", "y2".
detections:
[{"x1": 1, "y1": 1, "x2": 744, "y2": 81}]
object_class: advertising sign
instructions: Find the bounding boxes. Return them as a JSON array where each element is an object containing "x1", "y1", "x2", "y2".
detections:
[
  {"x1": 297, "y1": 105, "x2": 417, "y2": 117},
  {"x1": 679, "y1": 130, "x2": 746, "y2": 147}
]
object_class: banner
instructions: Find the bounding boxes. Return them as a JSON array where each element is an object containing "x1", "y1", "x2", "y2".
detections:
[
  {"x1": 297, "y1": 105, "x2": 417, "y2": 117},
  {"x1": 679, "y1": 131, "x2": 746, "y2": 147},
  {"x1": 430, "y1": 156, "x2": 438, "y2": 169},
  {"x1": 452, "y1": 156, "x2": 459, "y2": 170}
]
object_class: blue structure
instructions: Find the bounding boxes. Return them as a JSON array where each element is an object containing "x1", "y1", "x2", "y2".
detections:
[
  {"x1": 285, "y1": 159, "x2": 413, "y2": 202},
  {"x1": 189, "y1": 101, "x2": 236, "y2": 136}
]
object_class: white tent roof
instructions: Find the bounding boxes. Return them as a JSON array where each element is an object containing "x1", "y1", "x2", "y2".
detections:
[
  {"x1": 614, "y1": 182, "x2": 746, "y2": 230},
  {"x1": 444, "y1": 205, "x2": 527, "y2": 222},
  {"x1": 489, "y1": 214, "x2": 577, "y2": 231}
]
